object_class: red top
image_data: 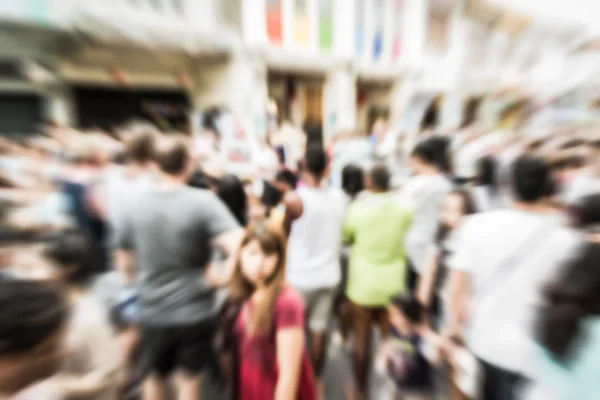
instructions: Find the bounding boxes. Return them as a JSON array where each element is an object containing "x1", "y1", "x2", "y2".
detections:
[{"x1": 236, "y1": 286, "x2": 316, "y2": 400}]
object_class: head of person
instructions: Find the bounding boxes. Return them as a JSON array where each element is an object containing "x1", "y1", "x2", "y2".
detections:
[
  {"x1": 510, "y1": 155, "x2": 554, "y2": 204},
  {"x1": 0, "y1": 279, "x2": 69, "y2": 395},
  {"x1": 153, "y1": 135, "x2": 193, "y2": 180},
  {"x1": 44, "y1": 229, "x2": 96, "y2": 287},
  {"x1": 476, "y1": 156, "x2": 498, "y2": 190},
  {"x1": 437, "y1": 189, "x2": 476, "y2": 242},
  {"x1": 410, "y1": 138, "x2": 441, "y2": 175},
  {"x1": 387, "y1": 294, "x2": 424, "y2": 335},
  {"x1": 230, "y1": 223, "x2": 287, "y2": 336},
  {"x1": 570, "y1": 193, "x2": 600, "y2": 235},
  {"x1": 274, "y1": 169, "x2": 298, "y2": 194},
  {"x1": 342, "y1": 164, "x2": 364, "y2": 199},
  {"x1": 365, "y1": 163, "x2": 391, "y2": 193},
  {"x1": 302, "y1": 144, "x2": 329, "y2": 184},
  {"x1": 216, "y1": 174, "x2": 248, "y2": 227},
  {"x1": 124, "y1": 128, "x2": 156, "y2": 166}
]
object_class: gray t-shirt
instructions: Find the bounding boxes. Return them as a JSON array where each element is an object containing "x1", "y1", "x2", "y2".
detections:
[{"x1": 116, "y1": 186, "x2": 239, "y2": 326}]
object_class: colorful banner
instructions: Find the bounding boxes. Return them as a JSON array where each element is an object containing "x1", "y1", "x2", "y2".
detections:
[
  {"x1": 391, "y1": 0, "x2": 404, "y2": 61},
  {"x1": 373, "y1": 0, "x2": 385, "y2": 61},
  {"x1": 266, "y1": 0, "x2": 283, "y2": 44},
  {"x1": 294, "y1": 0, "x2": 310, "y2": 47},
  {"x1": 319, "y1": 0, "x2": 333, "y2": 50},
  {"x1": 355, "y1": 0, "x2": 365, "y2": 56}
]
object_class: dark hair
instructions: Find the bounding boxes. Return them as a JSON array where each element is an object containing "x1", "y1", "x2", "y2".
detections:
[
  {"x1": 368, "y1": 163, "x2": 391, "y2": 191},
  {"x1": 573, "y1": 194, "x2": 600, "y2": 228},
  {"x1": 537, "y1": 243, "x2": 600, "y2": 361},
  {"x1": 217, "y1": 175, "x2": 248, "y2": 227},
  {"x1": 588, "y1": 139, "x2": 600, "y2": 150},
  {"x1": 261, "y1": 180, "x2": 283, "y2": 210},
  {"x1": 412, "y1": 136, "x2": 452, "y2": 174},
  {"x1": 560, "y1": 139, "x2": 585, "y2": 150},
  {"x1": 154, "y1": 135, "x2": 189, "y2": 175},
  {"x1": 275, "y1": 169, "x2": 298, "y2": 190},
  {"x1": 477, "y1": 156, "x2": 498, "y2": 191},
  {"x1": 435, "y1": 189, "x2": 477, "y2": 244},
  {"x1": 342, "y1": 164, "x2": 364, "y2": 198},
  {"x1": 187, "y1": 169, "x2": 218, "y2": 190},
  {"x1": 44, "y1": 230, "x2": 95, "y2": 285},
  {"x1": 390, "y1": 294, "x2": 424, "y2": 324},
  {"x1": 303, "y1": 144, "x2": 328, "y2": 179},
  {"x1": 511, "y1": 155, "x2": 553, "y2": 203},
  {"x1": 0, "y1": 279, "x2": 68, "y2": 356}
]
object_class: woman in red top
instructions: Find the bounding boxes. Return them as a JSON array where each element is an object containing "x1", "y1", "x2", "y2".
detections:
[{"x1": 230, "y1": 223, "x2": 316, "y2": 400}]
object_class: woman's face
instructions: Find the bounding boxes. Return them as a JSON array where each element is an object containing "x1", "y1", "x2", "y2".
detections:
[
  {"x1": 239, "y1": 240, "x2": 279, "y2": 286},
  {"x1": 440, "y1": 193, "x2": 466, "y2": 229}
]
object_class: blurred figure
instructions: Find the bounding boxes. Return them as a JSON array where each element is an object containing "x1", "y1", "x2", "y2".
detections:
[
  {"x1": 115, "y1": 135, "x2": 243, "y2": 400},
  {"x1": 42, "y1": 229, "x2": 120, "y2": 400},
  {"x1": 528, "y1": 193, "x2": 600, "y2": 400},
  {"x1": 446, "y1": 156, "x2": 581, "y2": 400},
  {"x1": 376, "y1": 295, "x2": 434, "y2": 400},
  {"x1": 471, "y1": 156, "x2": 504, "y2": 212},
  {"x1": 285, "y1": 145, "x2": 346, "y2": 394},
  {"x1": 401, "y1": 138, "x2": 453, "y2": 290},
  {"x1": 417, "y1": 189, "x2": 476, "y2": 331},
  {"x1": 217, "y1": 175, "x2": 248, "y2": 228},
  {"x1": 343, "y1": 163, "x2": 414, "y2": 400},
  {"x1": 341, "y1": 164, "x2": 365, "y2": 201},
  {"x1": 563, "y1": 139, "x2": 600, "y2": 205},
  {"x1": 229, "y1": 223, "x2": 316, "y2": 400},
  {"x1": 0, "y1": 279, "x2": 69, "y2": 398}
]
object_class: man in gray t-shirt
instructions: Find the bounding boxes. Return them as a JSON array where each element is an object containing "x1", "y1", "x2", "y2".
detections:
[{"x1": 116, "y1": 135, "x2": 241, "y2": 400}]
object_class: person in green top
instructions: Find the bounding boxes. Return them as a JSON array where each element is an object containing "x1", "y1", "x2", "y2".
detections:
[{"x1": 342, "y1": 162, "x2": 414, "y2": 400}]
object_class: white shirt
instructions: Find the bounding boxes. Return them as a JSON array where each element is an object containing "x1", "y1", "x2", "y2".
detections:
[
  {"x1": 563, "y1": 169, "x2": 600, "y2": 205},
  {"x1": 448, "y1": 209, "x2": 581, "y2": 376},
  {"x1": 286, "y1": 186, "x2": 346, "y2": 290},
  {"x1": 400, "y1": 174, "x2": 452, "y2": 273}
]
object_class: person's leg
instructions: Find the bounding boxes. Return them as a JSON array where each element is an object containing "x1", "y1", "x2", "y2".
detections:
[
  {"x1": 306, "y1": 288, "x2": 336, "y2": 398},
  {"x1": 143, "y1": 375, "x2": 168, "y2": 400},
  {"x1": 140, "y1": 326, "x2": 174, "y2": 400},
  {"x1": 350, "y1": 301, "x2": 373, "y2": 400},
  {"x1": 176, "y1": 319, "x2": 216, "y2": 400}
]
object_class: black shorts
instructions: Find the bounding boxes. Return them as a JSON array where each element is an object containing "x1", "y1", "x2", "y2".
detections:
[{"x1": 140, "y1": 319, "x2": 216, "y2": 378}]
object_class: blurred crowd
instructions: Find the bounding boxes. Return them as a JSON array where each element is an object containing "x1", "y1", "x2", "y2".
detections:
[{"x1": 1, "y1": 117, "x2": 600, "y2": 400}]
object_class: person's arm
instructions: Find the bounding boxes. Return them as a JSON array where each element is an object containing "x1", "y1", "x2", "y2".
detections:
[
  {"x1": 416, "y1": 249, "x2": 441, "y2": 309},
  {"x1": 113, "y1": 210, "x2": 136, "y2": 285},
  {"x1": 210, "y1": 227, "x2": 244, "y2": 286},
  {"x1": 273, "y1": 290, "x2": 306, "y2": 400},
  {"x1": 283, "y1": 191, "x2": 303, "y2": 237}
]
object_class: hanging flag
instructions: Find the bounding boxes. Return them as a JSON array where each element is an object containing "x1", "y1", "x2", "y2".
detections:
[
  {"x1": 266, "y1": 0, "x2": 283, "y2": 44},
  {"x1": 391, "y1": 0, "x2": 404, "y2": 61},
  {"x1": 373, "y1": 0, "x2": 385, "y2": 61},
  {"x1": 355, "y1": 0, "x2": 365, "y2": 56},
  {"x1": 319, "y1": 0, "x2": 333, "y2": 50},
  {"x1": 294, "y1": 0, "x2": 310, "y2": 48}
]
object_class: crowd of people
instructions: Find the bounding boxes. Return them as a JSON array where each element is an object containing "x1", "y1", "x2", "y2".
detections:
[{"x1": 1, "y1": 118, "x2": 600, "y2": 400}]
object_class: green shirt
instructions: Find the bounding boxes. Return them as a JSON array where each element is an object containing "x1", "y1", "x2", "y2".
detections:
[{"x1": 343, "y1": 193, "x2": 414, "y2": 307}]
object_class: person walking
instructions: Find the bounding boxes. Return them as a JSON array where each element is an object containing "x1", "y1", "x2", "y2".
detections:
[
  {"x1": 446, "y1": 155, "x2": 581, "y2": 400},
  {"x1": 284, "y1": 145, "x2": 346, "y2": 396},
  {"x1": 343, "y1": 163, "x2": 414, "y2": 400},
  {"x1": 115, "y1": 135, "x2": 243, "y2": 400}
]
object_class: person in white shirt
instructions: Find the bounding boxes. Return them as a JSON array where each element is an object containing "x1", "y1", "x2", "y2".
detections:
[
  {"x1": 446, "y1": 155, "x2": 582, "y2": 400},
  {"x1": 563, "y1": 139, "x2": 600, "y2": 206},
  {"x1": 284, "y1": 145, "x2": 346, "y2": 392},
  {"x1": 401, "y1": 138, "x2": 453, "y2": 290}
]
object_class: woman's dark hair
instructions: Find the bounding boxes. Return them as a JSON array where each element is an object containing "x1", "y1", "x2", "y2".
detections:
[
  {"x1": 537, "y1": 194, "x2": 600, "y2": 361},
  {"x1": 0, "y1": 279, "x2": 68, "y2": 356},
  {"x1": 511, "y1": 155, "x2": 553, "y2": 203},
  {"x1": 260, "y1": 180, "x2": 283, "y2": 211},
  {"x1": 187, "y1": 169, "x2": 218, "y2": 190},
  {"x1": 390, "y1": 294, "x2": 424, "y2": 324},
  {"x1": 44, "y1": 229, "x2": 95, "y2": 285},
  {"x1": 435, "y1": 189, "x2": 477, "y2": 244},
  {"x1": 342, "y1": 164, "x2": 364, "y2": 199},
  {"x1": 476, "y1": 156, "x2": 498, "y2": 191},
  {"x1": 304, "y1": 144, "x2": 328, "y2": 180},
  {"x1": 217, "y1": 174, "x2": 248, "y2": 227}
]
